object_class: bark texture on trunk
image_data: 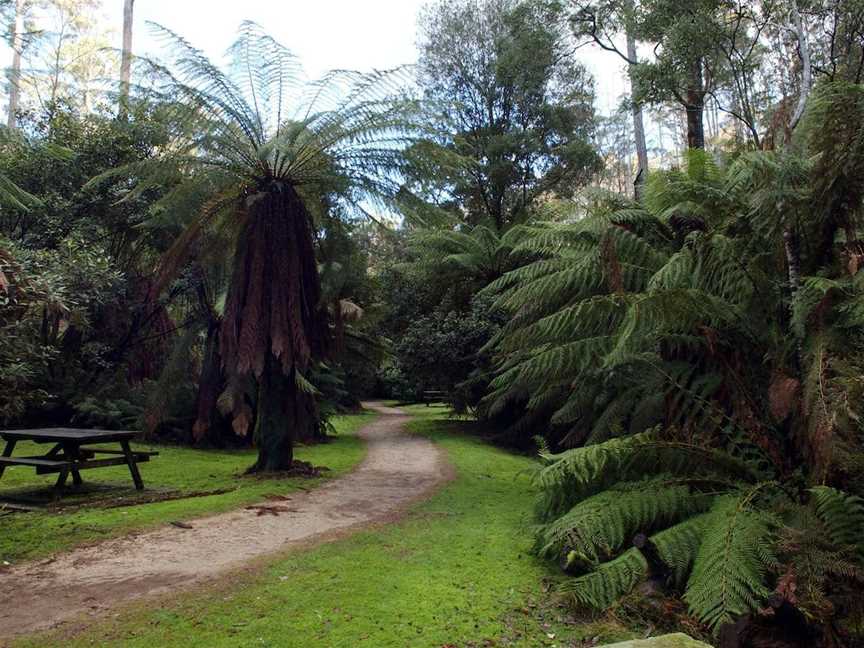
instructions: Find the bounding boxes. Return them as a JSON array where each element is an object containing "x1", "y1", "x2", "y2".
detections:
[
  {"x1": 249, "y1": 354, "x2": 295, "y2": 472},
  {"x1": 685, "y1": 98, "x2": 705, "y2": 150},
  {"x1": 119, "y1": 0, "x2": 135, "y2": 115},
  {"x1": 6, "y1": 0, "x2": 25, "y2": 129},
  {"x1": 624, "y1": 0, "x2": 648, "y2": 198},
  {"x1": 788, "y1": 0, "x2": 811, "y2": 132},
  {"x1": 192, "y1": 320, "x2": 238, "y2": 446},
  {"x1": 685, "y1": 61, "x2": 706, "y2": 150}
]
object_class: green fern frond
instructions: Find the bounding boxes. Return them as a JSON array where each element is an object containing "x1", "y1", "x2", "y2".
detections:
[
  {"x1": 535, "y1": 478, "x2": 710, "y2": 565},
  {"x1": 535, "y1": 434, "x2": 759, "y2": 519},
  {"x1": 809, "y1": 486, "x2": 864, "y2": 554},
  {"x1": 559, "y1": 548, "x2": 647, "y2": 610},
  {"x1": 684, "y1": 493, "x2": 777, "y2": 633},
  {"x1": 653, "y1": 513, "x2": 712, "y2": 587}
]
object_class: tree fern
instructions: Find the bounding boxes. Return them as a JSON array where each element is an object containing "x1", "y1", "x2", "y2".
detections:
[
  {"x1": 92, "y1": 22, "x2": 418, "y2": 471},
  {"x1": 501, "y1": 82, "x2": 864, "y2": 640}
]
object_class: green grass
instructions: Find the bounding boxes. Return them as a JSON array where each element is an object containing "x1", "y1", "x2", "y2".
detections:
[
  {"x1": 0, "y1": 412, "x2": 373, "y2": 564},
  {"x1": 19, "y1": 404, "x2": 630, "y2": 648}
]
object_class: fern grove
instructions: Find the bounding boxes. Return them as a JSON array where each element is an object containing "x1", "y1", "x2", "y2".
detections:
[{"x1": 462, "y1": 82, "x2": 864, "y2": 642}]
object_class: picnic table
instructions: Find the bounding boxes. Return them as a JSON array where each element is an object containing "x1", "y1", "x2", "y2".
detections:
[{"x1": 0, "y1": 429, "x2": 157, "y2": 495}]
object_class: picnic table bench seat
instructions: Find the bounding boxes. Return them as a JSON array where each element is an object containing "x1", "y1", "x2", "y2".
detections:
[{"x1": 0, "y1": 456, "x2": 72, "y2": 469}]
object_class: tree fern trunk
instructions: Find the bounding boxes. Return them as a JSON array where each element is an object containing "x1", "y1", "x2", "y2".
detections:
[
  {"x1": 248, "y1": 353, "x2": 295, "y2": 472},
  {"x1": 220, "y1": 183, "x2": 329, "y2": 471},
  {"x1": 193, "y1": 319, "x2": 238, "y2": 447},
  {"x1": 333, "y1": 297, "x2": 344, "y2": 353}
]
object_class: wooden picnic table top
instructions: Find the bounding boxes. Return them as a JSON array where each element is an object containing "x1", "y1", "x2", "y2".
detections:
[{"x1": 0, "y1": 429, "x2": 139, "y2": 444}]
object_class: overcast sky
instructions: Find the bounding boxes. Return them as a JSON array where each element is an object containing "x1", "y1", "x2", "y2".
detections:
[{"x1": 99, "y1": 0, "x2": 630, "y2": 113}]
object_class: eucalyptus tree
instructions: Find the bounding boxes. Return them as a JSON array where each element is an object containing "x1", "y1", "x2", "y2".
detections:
[
  {"x1": 101, "y1": 23, "x2": 415, "y2": 471},
  {"x1": 6, "y1": 0, "x2": 25, "y2": 128},
  {"x1": 413, "y1": 0, "x2": 600, "y2": 230},
  {"x1": 573, "y1": 0, "x2": 806, "y2": 151},
  {"x1": 119, "y1": 0, "x2": 135, "y2": 114}
]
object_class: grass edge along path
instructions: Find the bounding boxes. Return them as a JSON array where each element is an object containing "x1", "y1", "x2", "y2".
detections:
[
  {"x1": 16, "y1": 404, "x2": 632, "y2": 648},
  {"x1": 0, "y1": 411, "x2": 374, "y2": 564}
]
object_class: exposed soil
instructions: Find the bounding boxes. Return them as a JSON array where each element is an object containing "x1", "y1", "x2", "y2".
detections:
[{"x1": 0, "y1": 403, "x2": 452, "y2": 643}]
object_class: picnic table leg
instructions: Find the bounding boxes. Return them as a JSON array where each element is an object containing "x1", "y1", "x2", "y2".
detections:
[
  {"x1": 54, "y1": 466, "x2": 70, "y2": 498},
  {"x1": 63, "y1": 443, "x2": 84, "y2": 486},
  {"x1": 46, "y1": 443, "x2": 64, "y2": 457},
  {"x1": 0, "y1": 439, "x2": 16, "y2": 480},
  {"x1": 120, "y1": 440, "x2": 144, "y2": 490}
]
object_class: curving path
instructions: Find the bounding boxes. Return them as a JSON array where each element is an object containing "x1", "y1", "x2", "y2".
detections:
[{"x1": 0, "y1": 403, "x2": 451, "y2": 641}]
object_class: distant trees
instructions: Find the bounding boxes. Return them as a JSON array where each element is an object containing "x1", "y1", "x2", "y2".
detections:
[
  {"x1": 2, "y1": 0, "x2": 115, "y2": 119},
  {"x1": 571, "y1": 0, "x2": 862, "y2": 152},
  {"x1": 410, "y1": 0, "x2": 601, "y2": 230}
]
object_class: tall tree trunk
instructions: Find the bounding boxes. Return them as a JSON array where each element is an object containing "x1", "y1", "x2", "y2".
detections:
[
  {"x1": 6, "y1": 0, "x2": 24, "y2": 129},
  {"x1": 685, "y1": 60, "x2": 706, "y2": 149},
  {"x1": 685, "y1": 102, "x2": 705, "y2": 149},
  {"x1": 788, "y1": 0, "x2": 811, "y2": 132},
  {"x1": 119, "y1": 0, "x2": 135, "y2": 116},
  {"x1": 624, "y1": 0, "x2": 649, "y2": 199}
]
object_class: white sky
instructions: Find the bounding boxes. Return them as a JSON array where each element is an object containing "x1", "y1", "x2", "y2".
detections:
[
  {"x1": 98, "y1": 0, "x2": 630, "y2": 113},
  {"x1": 104, "y1": 1, "x2": 428, "y2": 81},
  {"x1": 0, "y1": 0, "x2": 634, "y2": 136}
]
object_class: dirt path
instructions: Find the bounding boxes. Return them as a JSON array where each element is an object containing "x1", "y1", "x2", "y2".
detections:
[{"x1": 0, "y1": 403, "x2": 451, "y2": 641}]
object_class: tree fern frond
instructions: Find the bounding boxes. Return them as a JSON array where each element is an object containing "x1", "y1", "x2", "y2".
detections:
[
  {"x1": 559, "y1": 548, "x2": 647, "y2": 610},
  {"x1": 809, "y1": 486, "x2": 864, "y2": 554},
  {"x1": 535, "y1": 478, "x2": 710, "y2": 565},
  {"x1": 684, "y1": 493, "x2": 777, "y2": 633},
  {"x1": 653, "y1": 513, "x2": 712, "y2": 587},
  {"x1": 535, "y1": 434, "x2": 759, "y2": 519}
]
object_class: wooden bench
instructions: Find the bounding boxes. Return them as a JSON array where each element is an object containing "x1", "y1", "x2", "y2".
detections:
[{"x1": 421, "y1": 390, "x2": 446, "y2": 406}]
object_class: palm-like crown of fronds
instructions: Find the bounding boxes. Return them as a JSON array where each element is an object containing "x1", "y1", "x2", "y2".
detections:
[
  {"x1": 95, "y1": 22, "x2": 419, "y2": 293},
  {"x1": 142, "y1": 21, "x2": 415, "y2": 190}
]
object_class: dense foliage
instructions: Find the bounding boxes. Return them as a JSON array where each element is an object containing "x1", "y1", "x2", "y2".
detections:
[{"x1": 3, "y1": 0, "x2": 864, "y2": 644}]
